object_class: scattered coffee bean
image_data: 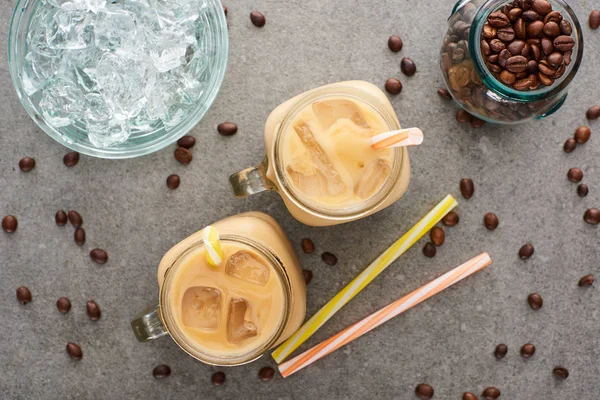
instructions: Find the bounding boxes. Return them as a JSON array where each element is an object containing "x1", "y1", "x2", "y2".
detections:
[
  {"x1": 442, "y1": 211, "x2": 459, "y2": 226},
  {"x1": 19, "y1": 157, "x2": 36, "y2": 172},
  {"x1": 528, "y1": 293, "x2": 543, "y2": 310},
  {"x1": 302, "y1": 269, "x2": 313, "y2": 285},
  {"x1": 553, "y1": 366, "x2": 569, "y2": 379},
  {"x1": 177, "y1": 135, "x2": 196, "y2": 149},
  {"x1": 587, "y1": 106, "x2": 600, "y2": 120},
  {"x1": 519, "y1": 243, "x2": 534, "y2": 259},
  {"x1": 578, "y1": 274, "x2": 594, "y2": 287},
  {"x1": 388, "y1": 35, "x2": 403, "y2": 52},
  {"x1": 437, "y1": 88, "x2": 452, "y2": 100},
  {"x1": 2, "y1": 215, "x2": 18, "y2": 233},
  {"x1": 463, "y1": 393, "x2": 478, "y2": 400},
  {"x1": 258, "y1": 366, "x2": 275, "y2": 381},
  {"x1": 385, "y1": 78, "x2": 403, "y2": 95},
  {"x1": 584, "y1": 208, "x2": 600, "y2": 225},
  {"x1": 482, "y1": 387, "x2": 501, "y2": 400},
  {"x1": 63, "y1": 152, "x2": 80, "y2": 167},
  {"x1": 567, "y1": 168, "x2": 583, "y2": 182},
  {"x1": 521, "y1": 343, "x2": 536, "y2": 358},
  {"x1": 174, "y1": 147, "x2": 193, "y2": 165},
  {"x1": 563, "y1": 137, "x2": 577, "y2": 153},
  {"x1": 400, "y1": 58, "x2": 417, "y2": 76},
  {"x1": 55, "y1": 210, "x2": 68, "y2": 226},
  {"x1": 86, "y1": 300, "x2": 101, "y2": 321},
  {"x1": 166, "y1": 174, "x2": 181, "y2": 190},
  {"x1": 460, "y1": 178, "x2": 474, "y2": 199},
  {"x1": 68, "y1": 210, "x2": 83, "y2": 227},
  {"x1": 16, "y1": 286, "x2": 32, "y2": 304},
  {"x1": 301, "y1": 238, "x2": 315, "y2": 254},
  {"x1": 250, "y1": 11, "x2": 266, "y2": 27},
  {"x1": 456, "y1": 109, "x2": 472, "y2": 123},
  {"x1": 423, "y1": 242, "x2": 437, "y2": 258},
  {"x1": 591, "y1": 10, "x2": 600, "y2": 30},
  {"x1": 57, "y1": 297, "x2": 71, "y2": 313},
  {"x1": 494, "y1": 344, "x2": 508, "y2": 359},
  {"x1": 574, "y1": 126, "x2": 591, "y2": 144},
  {"x1": 223, "y1": 5, "x2": 227, "y2": 16},
  {"x1": 90, "y1": 249, "x2": 108, "y2": 264},
  {"x1": 322, "y1": 252, "x2": 338, "y2": 266},
  {"x1": 484, "y1": 213, "x2": 499, "y2": 230},
  {"x1": 577, "y1": 184, "x2": 589, "y2": 198},
  {"x1": 152, "y1": 365, "x2": 171, "y2": 379},
  {"x1": 66, "y1": 342, "x2": 83, "y2": 360},
  {"x1": 74, "y1": 227, "x2": 86, "y2": 246},
  {"x1": 430, "y1": 227, "x2": 445, "y2": 246},
  {"x1": 212, "y1": 371, "x2": 226, "y2": 386},
  {"x1": 217, "y1": 122, "x2": 238, "y2": 136},
  {"x1": 415, "y1": 383, "x2": 434, "y2": 399}
]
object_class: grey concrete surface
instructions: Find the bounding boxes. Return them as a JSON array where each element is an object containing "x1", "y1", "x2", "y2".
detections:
[{"x1": 1, "y1": 0, "x2": 600, "y2": 399}]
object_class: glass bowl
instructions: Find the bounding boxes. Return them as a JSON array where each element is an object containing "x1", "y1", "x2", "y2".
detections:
[{"x1": 8, "y1": 0, "x2": 228, "y2": 159}]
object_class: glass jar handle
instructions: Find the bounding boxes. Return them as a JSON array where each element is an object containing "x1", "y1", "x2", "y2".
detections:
[
  {"x1": 131, "y1": 303, "x2": 169, "y2": 342},
  {"x1": 229, "y1": 157, "x2": 275, "y2": 198}
]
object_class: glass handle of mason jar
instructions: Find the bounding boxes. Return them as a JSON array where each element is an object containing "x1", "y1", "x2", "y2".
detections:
[
  {"x1": 229, "y1": 157, "x2": 276, "y2": 198},
  {"x1": 131, "y1": 303, "x2": 169, "y2": 342}
]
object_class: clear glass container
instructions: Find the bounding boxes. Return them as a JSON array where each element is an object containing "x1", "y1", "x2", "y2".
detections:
[
  {"x1": 441, "y1": 0, "x2": 583, "y2": 124},
  {"x1": 8, "y1": 0, "x2": 228, "y2": 159}
]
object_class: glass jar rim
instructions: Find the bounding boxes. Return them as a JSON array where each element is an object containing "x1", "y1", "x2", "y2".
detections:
[
  {"x1": 160, "y1": 235, "x2": 292, "y2": 366},
  {"x1": 272, "y1": 84, "x2": 404, "y2": 221}
]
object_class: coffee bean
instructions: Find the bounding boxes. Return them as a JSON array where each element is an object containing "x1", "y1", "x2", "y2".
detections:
[
  {"x1": 437, "y1": 88, "x2": 452, "y2": 100},
  {"x1": 483, "y1": 24, "x2": 497, "y2": 39},
  {"x1": 567, "y1": 168, "x2": 583, "y2": 183},
  {"x1": 538, "y1": 72, "x2": 553, "y2": 86},
  {"x1": 463, "y1": 393, "x2": 478, "y2": 400},
  {"x1": 563, "y1": 137, "x2": 577, "y2": 153},
  {"x1": 519, "y1": 243, "x2": 534, "y2": 259},
  {"x1": 415, "y1": 383, "x2": 434, "y2": 399},
  {"x1": 423, "y1": 242, "x2": 436, "y2": 258},
  {"x1": 16, "y1": 286, "x2": 32, "y2": 304},
  {"x1": 388, "y1": 35, "x2": 403, "y2": 52},
  {"x1": 482, "y1": 387, "x2": 501, "y2": 399},
  {"x1": 508, "y1": 8, "x2": 523, "y2": 21},
  {"x1": 506, "y1": 55, "x2": 528, "y2": 72},
  {"x1": 528, "y1": 293, "x2": 543, "y2": 309},
  {"x1": 385, "y1": 78, "x2": 402, "y2": 95},
  {"x1": 250, "y1": 11, "x2": 265, "y2": 27},
  {"x1": 471, "y1": 117, "x2": 485, "y2": 128},
  {"x1": 541, "y1": 37, "x2": 553, "y2": 55},
  {"x1": 57, "y1": 297, "x2": 71, "y2": 313},
  {"x1": 55, "y1": 210, "x2": 68, "y2": 226},
  {"x1": 488, "y1": 54, "x2": 499, "y2": 63},
  {"x1": 547, "y1": 52, "x2": 563, "y2": 66},
  {"x1": 538, "y1": 60, "x2": 556, "y2": 76},
  {"x1": 68, "y1": 210, "x2": 83, "y2": 227},
  {"x1": 90, "y1": 249, "x2": 108, "y2": 264},
  {"x1": 526, "y1": 60, "x2": 538, "y2": 73},
  {"x1": 166, "y1": 174, "x2": 181, "y2": 190},
  {"x1": 74, "y1": 227, "x2": 86, "y2": 246},
  {"x1": 554, "y1": 35, "x2": 574, "y2": 51},
  {"x1": 430, "y1": 227, "x2": 445, "y2": 246},
  {"x1": 2, "y1": 215, "x2": 18, "y2": 233},
  {"x1": 574, "y1": 126, "x2": 591, "y2": 144},
  {"x1": 488, "y1": 63, "x2": 502, "y2": 73},
  {"x1": 322, "y1": 252, "x2": 338, "y2": 266},
  {"x1": 553, "y1": 366, "x2": 569, "y2": 380},
  {"x1": 532, "y1": 0, "x2": 551, "y2": 15},
  {"x1": 63, "y1": 152, "x2": 80, "y2": 167},
  {"x1": 258, "y1": 366, "x2": 275, "y2": 381},
  {"x1": 442, "y1": 211, "x2": 459, "y2": 226},
  {"x1": 544, "y1": 11, "x2": 562, "y2": 23},
  {"x1": 514, "y1": 77, "x2": 534, "y2": 90},
  {"x1": 400, "y1": 58, "x2": 417, "y2": 76},
  {"x1": 66, "y1": 343, "x2": 82, "y2": 360},
  {"x1": 498, "y1": 49, "x2": 511, "y2": 67},
  {"x1": 217, "y1": 122, "x2": 238, "y2": 136},
  {"x1": 543, "y1": 21, "x2": 561, "y2": 38},
  {"x1": 584, "y1": 209, "x2": 600, "y2": 225},
  {"x1": 301, "y1": 238, "x2": 315, "y2": 254},
  {"x1": 590, "y1": 10, "x2": 600, "y2": 30},
  {"x1": 302, "y1": 269, "x2": 313, "y2": 285},
  {"x1": 523, "y1": 10, "x2": 541, "y2": 21},
  {"x1": 527, "y1": 20, "x2": 545, "y2": 37},
  {"x1": 560, "y1": 19, "x2": 572, "y2": 35},
  {"x1": 530, "y1": 43, "x2": 541, "y2": 60},
  {"x1": 514, "y1": 18, "x2": 526, "y2": 39},
  {"x1": 587, "y1": 106, "x2": 600, "y2": 120},
  {"x1": 19, "y1": 157, "x2": 35, "y2": 172},
  {"x1": 578, "y1": 274, "x2": 594, "y2": 287},
  {"x1": 212, "y1": 371, "x2": 226, "y2": 386},
  {"x1": 177, "y1": 135, "x2": 196, "y2": 149},
  {"x1": 460, "y1": 178, "x2": 475, "y2": 199},
  {"x1": 489, "y1": 11, "x2": 510, "y2": 28},
  {"x1": 153, "y1": 365, "x2": 171, "y2": 379},
  {"x1": 507, "y1": 40, "x2": 525, "y2": 55},
  {"x1": 86, "y1": 300, "x2": 101, "y2": 321},
  {"x1": 490, "y1": 38, "x2": 506, "y2": 53},
  {"x1": 495, "y1": 344, "x2": 508, "y2": 359},
  {"x1": 484, "y1": 213, "x2": 499, "y2": 230},
  {"x1": 174, "y1": 147, "x2": 193, "y2": 164},
  {"x1": 456, "y1": 109, "x2": 472, "y2": 123},
  {"x1": 521, "y1": 343, "x2": 536, "y2": 358},
  {"x1": 497, "y1": 27, "x2": 516, "y2": 41},
  {"x1": 577, "y1": 184, "x2": 589, "y2": 198}
]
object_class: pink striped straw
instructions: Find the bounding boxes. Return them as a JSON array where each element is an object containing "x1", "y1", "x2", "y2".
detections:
[{"x1": 278, "y1": 252, "x2": 492, "y2": 378}]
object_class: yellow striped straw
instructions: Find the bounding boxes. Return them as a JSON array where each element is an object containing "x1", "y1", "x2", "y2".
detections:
[
  {"x1": 203, "y1": 225, "x2": 224, "y2": 268},
  {"x1": 272, "y1": 194, "x2": 458, "y2": 363}
]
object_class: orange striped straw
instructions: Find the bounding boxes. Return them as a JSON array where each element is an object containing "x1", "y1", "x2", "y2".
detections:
[
  {"x1": 278, "y1": 252, "x2": 492, "y2": 378},
  {"x1": 371, "y1": 127, "x2": 423, "y2": 150}
]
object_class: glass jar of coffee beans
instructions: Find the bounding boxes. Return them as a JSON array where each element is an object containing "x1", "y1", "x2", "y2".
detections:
[{"x1": 441, "y1": 0, "x2": 583, "y2": 124}]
